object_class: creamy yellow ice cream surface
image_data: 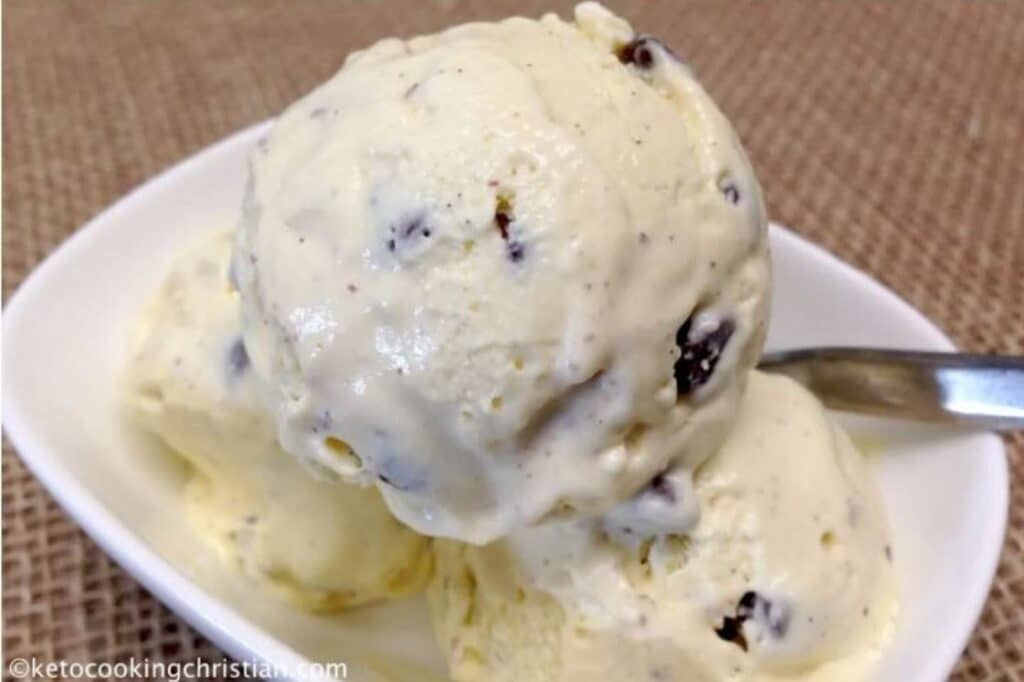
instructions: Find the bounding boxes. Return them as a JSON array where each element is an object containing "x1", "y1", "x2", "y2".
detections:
[
  {"x1": 429, "y1": 371, "x2": 897, "y2": 682},
  {"x1": 234, "y1": 1, "x2": 770, "y2": 544},
  {"x1": 124, "y1": 230, "x2": 432, "y2": 611},
  {"x1": 121, "y1": 3, "x2": 899, "y2": 679}
]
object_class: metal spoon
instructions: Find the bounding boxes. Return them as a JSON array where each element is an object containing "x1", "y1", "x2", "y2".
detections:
[{"x1": 758, "y1": 348, "x2": 1024, "y2": 431}]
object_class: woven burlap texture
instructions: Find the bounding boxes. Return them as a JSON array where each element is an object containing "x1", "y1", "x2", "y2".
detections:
[{"x1": 3, "y1": 1, "x2": 1022, "y2": 680}]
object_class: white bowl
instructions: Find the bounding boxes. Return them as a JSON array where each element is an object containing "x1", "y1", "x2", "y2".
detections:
[{"x1": 3, "y1": 122, "x2": 1008, "y2": 682}]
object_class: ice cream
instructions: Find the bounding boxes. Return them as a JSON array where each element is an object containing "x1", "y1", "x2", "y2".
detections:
[
  {"x1": 122, "y1": 3, "x2": 898, "y2": 677},
  {"x1": 233, "y1": 1, "x2": 770, "y2": 544},
  {"x1": 428, "y1": 371, "x2": 898, "y2": 681},
  {"x1": 124, "y1": 230, "x2": 432, "y2": 610}
]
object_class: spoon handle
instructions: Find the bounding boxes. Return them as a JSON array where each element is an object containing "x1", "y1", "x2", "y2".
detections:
[{"x1": 758, "y1": 348, "x2": 1024, "y2": 431}]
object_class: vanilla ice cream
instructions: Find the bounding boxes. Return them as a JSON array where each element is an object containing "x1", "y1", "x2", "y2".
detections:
[
  {"x1": 429, "y1": 371, "x2": 897, "y2": 681},
  {"x1": 124, "y1": 230, "x2": 432, "y2": 610},
  {"x1": 234, "y1": 2, "x2": 770, "y2": 544},
  {"x1": 120, "y1": 3, "x2": 901, "y2": 678}
]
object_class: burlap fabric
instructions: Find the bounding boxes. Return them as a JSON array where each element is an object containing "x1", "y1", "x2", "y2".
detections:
[{"x1": 3, "y1": 1, "x2": 1022, "y2": 679}]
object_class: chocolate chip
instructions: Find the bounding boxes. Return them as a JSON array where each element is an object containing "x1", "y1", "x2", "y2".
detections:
[
  {"x1": 674, "y1": 316, "x2": 735, "y2": 395},
  {"x1": 718, "y1": 176, "x2": 742, "y2": 205},
  {"x1": 507, "y1": 241, "x2": 526, "y2": 262},
  {"x1": 648, "y1": 472, "x2": 675, "y2": 503},
  {"x1": 495, "y1": 209, "x2": 512, "y2": 238},
  {"x1": 715, "y1": 591, "x2": 791, "y2": 650},
  {"x1": 494, "y1": 195, "x2": 527, "y2": 262},
  {"x1": 737, "y1": 591, "x2": 758, "y2": 613},
  {"x1": 226, "y1": 338, "x2": 250, "y2": 377},
  {"x1": 617, "y1": 36, "x2": 657, "y2": 69},
  {"x1": 714, "y1": 614, "x2": 749, "y2": 652},
  {"x1": 639, "y1": 232, "x2": 650, "y2": 244}
]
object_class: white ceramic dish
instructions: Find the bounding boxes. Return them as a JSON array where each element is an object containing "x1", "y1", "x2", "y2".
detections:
[{"x1": 3, "y1": 122, "x2": 1008, "y2": 682}]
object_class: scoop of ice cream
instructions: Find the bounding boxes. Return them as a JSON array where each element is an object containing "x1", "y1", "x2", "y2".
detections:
[
  {"x1": 428, "y1": 371, "x2": 898, "y2": 681},
  {"x1": 124, "y1": 230, "x2": 432, "y2": 610},
  {"x1": 234, "y1": 1, "x2": 770, "y2": 543}
]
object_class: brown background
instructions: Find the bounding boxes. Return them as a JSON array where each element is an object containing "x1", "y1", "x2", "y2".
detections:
[{"x1": 3, "y1": 1, "x2": 1022, "y2": 679}]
